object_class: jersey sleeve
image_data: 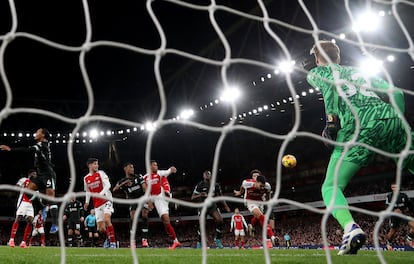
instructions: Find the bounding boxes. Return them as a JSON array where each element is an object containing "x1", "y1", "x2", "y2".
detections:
[
  {"x1": 370, "y1": 77, "x2": 405, "y2": 114},
  {"x1": 242, "y1": 215, "x2": 248, "y2": 228},
  {"x1": 307, "y1": 66, "x2": 339, "y2": 117},
  {"x1": 158, "y1": 169, "x2": 172, "y2": 177},
  {"x1": 241, "y1": 180, "x2": 254, "y2": 189},
  {"x1": 84, "y1": 176, "x2": 91, "y2": 204},
  {"x1": 99, "y1": 171, "x2": 111, "y2": 196}
]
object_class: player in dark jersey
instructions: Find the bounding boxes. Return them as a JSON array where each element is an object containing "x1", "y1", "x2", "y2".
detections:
[
  {"x1": 113, "y1": 162, "x2": 151, "y2": 248},
  {"x1": 63, "y1": 196, "x2": 84, "y2": 247},
  {"x1": 307, "y1": 41, "x2": 414, "y2": 255},
  {"x1": 191, "y1": 170, "x2": 231, "y2": 249},
  {"x1": 0, "y1": 128, "x2": 60, "y2": 234},
  {"x1": 385, "y1": 183, "x2": 414, "y2": 250}
]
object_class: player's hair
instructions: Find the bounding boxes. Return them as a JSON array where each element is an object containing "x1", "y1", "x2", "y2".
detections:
[
  {"x1": 123, "y1": 162, "x2": 133, "y2": 168},
  {"x1": 86, "y1": 158, "x2": 98, "y2": 166},
  {"x1": 250, "y1": 169, "x2": 262, "y2": 177},
  {"x1": 310, "y1": 40, "x2": 340, "y2": 64},
  {"x1": 41, "y1": 128, "x2": 51, "y2": 139},
  {"x1": 256, "y1": 174, "x2": 267, "y2": 184}
]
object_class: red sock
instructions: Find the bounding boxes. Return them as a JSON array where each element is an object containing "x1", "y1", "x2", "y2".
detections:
[
  {"x1": 106, "y1": 225, "x2": 116, "y2": 243},
  {"x1": 266, "y1": 224, "x2": 274, "y2": 238},
  {"x1": 241, "y1": 241, "x2": 245, "y2": 247},
  {"x1": 258, "y1": 215, "x2": 265, "y2": 226},
  {"x1": 165, "y1": 223, "x2": 177, "y2": 240},
  {"x1": 251, "y1": 217, "x2": 257, "y2": 226},
  {"x1": 235, "y1": 240, "x2": 239, "y2": 247},
  {"x1": 41, "y1": 234, "x2": 45, "y2": 245},
  {"x1": 23, "y1": 223, "x2": 32, "y2": 243},
  {"x1": 10, "y1": 221, "x2": 19, "y2": 239}
]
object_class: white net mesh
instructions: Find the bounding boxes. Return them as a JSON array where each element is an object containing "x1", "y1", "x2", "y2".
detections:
[{"x1": 1, "y1": 0, "x2": 414, "y2": 264}]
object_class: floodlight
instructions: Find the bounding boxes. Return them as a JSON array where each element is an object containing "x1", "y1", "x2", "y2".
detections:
[{"x1": 220, "y1": 87, "x2": 241, "y2": 102}]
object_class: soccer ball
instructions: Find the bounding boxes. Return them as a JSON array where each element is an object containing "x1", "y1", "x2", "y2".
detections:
[{"x1": 282, "y1": 154, "x2": 297, "y2": 168}]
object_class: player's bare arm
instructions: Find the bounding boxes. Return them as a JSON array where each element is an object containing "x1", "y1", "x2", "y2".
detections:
[{"x1": 0, "y1": 145, "x2": 11, "y2": 151}]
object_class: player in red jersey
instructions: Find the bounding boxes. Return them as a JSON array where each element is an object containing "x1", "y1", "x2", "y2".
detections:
[
  {"x1": 143, "y1": 160, "x2": 181, "y2": 249},
  {"x1": 8, "y1": 169, "x2": 37, "y2": 248},
  {"x1": 29, "y1": 210, "x2": 46, "y2": 247},
  {"x1": 234, "y1": 174, "x2": 276, "y2": 248},
  {"x1": 83, "y1": 158, "x2": 116, "y2": 249},
  {"x1": 230, "y1": 208, "x2": 248, "y2": 249}
]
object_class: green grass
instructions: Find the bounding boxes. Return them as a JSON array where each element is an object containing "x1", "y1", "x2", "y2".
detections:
[{"x1": 0, "y1": 246, "x2": 411, "y2": 264}]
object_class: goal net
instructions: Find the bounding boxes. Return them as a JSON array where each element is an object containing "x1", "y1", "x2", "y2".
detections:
[{"x1": 1, "y1": 1, "x2": 414, "y2": 264}]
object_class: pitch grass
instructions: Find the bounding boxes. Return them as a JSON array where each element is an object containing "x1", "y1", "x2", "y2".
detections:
[{"x1": 0, "y1": 246, "x2": 411, "y2": 264}]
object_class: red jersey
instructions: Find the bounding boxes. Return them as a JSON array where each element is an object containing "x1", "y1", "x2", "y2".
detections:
[
  {"x1": 231, "y1": 213, "x2": 248, "y2": 230},
  {"x1": 241, "y1": 179, "x2": 271, "y2": 201},
  {"x1": 144, "y1": 169, "x2": 172, "y2": 195},
  {"x1": 16, "y1": 177, "x2": 32, "y2": 204},
  {"x1": 84, "y1": 170, "x2": 112, "y2": 208}
]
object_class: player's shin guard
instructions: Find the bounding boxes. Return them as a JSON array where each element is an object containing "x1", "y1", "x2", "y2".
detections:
[{"x1": 106, "y1": 225, "x2": 116, "y2": 243}]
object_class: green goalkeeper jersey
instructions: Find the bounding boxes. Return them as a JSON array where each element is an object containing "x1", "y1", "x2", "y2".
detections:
[{"x1": 306, "y1": 64, "x2": 405, "y2": 128}]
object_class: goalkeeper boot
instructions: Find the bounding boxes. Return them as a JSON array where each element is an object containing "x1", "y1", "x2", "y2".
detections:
[
  {"x1": 338, "y1": 224, "x2": 366, "y2": 255},
  {"x1": 214, "y1": 238, "x2": 224, "y2": 249},
  {"x1": 196, "y1": 242, "x2": 201, "y2": 249},
  {"x1": 50, "y1": 224, "x2": 58, "y2": 234}
]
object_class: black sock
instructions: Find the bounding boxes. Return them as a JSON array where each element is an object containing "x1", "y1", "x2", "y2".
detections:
[{"x1": 49, "y1": 205, "x2": 58, "y2": 225}]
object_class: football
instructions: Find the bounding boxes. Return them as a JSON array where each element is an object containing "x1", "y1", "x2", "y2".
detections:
[{"x1": 282, "y1": 154, "x2": 297, "y2": 168}]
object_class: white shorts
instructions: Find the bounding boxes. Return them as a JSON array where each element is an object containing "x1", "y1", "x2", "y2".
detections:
[
  {"x1": 16, "y1": 201, "x2": 34, "y2": 218},
  {"x1": 154, "y1": 194, "x2": 169, "y2": 217},
  {"x1": 234, "y1": 229, "x2": 245, "y2": 236},
  {"x1": 246, "y1": 202, "x2": 263, "y2": 213},
  {"x1": 95, "y1": 201, "x2": 114, "y2": 222},
  {"x1": 32, "y1": 227, "x2": 45, "y2": 236}
]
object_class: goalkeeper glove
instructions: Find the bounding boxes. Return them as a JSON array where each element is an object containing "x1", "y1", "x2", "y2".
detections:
[{"x1": 322, "y1": 114, "x2": 340, "y2": 148}]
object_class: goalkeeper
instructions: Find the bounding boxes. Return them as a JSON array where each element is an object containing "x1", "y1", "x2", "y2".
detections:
[{"x1": 306, "y1": 40, "x2": 414, "y2": 255}]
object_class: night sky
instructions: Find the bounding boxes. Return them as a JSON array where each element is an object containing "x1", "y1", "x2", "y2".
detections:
[{"x1": 0, "y1": 0, "x2": 413, "y2": 199}]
